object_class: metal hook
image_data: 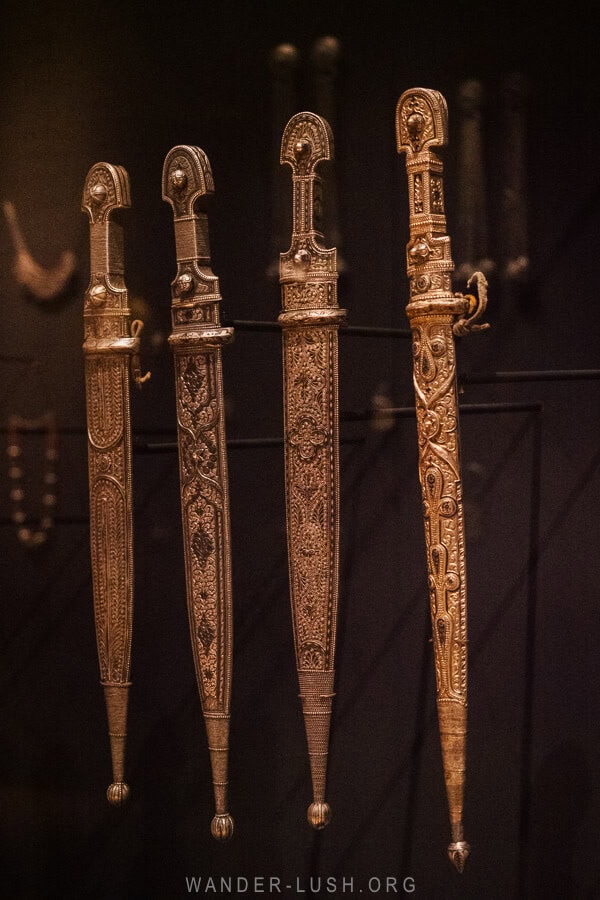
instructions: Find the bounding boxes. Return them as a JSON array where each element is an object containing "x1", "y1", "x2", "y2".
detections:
[
  {"x1": 453, "y1": 271, "x2": 491, "y2": 336},
  {"x1": 130, "y1": 319, "x2": 151, "y2": 387}
]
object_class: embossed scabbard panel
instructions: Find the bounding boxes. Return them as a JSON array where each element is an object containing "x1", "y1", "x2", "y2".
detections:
[
  {"x1": 396, "y1": 89, "x2": 489, "y2": 872},
  {"x1": 162, "y1": 146, "x2": 234, "y2": 842},
  {"x1": 82, "y1": 163, "x2": 140, "y2": 808},
  {"x1": 279, "y1": 112, "x2": 346, "y2": 830}
]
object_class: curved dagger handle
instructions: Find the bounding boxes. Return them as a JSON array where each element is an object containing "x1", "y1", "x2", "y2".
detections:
[
  {"x1": 82, "y1": 162, "x2": 145, "y2": 807},
  {"x1": 396, "y1": 88, "x2": 489, "y2": 872},
  {"x1": 279, "y1": 112, "x2": 345, "y2": 830},
  {"x1": 162, "y1": 146, "x2": 234, "y2": 842}
]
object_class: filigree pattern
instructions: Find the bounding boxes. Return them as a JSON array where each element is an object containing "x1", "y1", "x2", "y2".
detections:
[
  {"x1": 279, "y1": 111, "x2": 344, "y2": 829},
  {"x1": 396, "y1": 89, "x2": 448, "y2": 156},
  {"x1": 175, "y1": 350, "x2": 228, "y2": 710},
  {"x1": 413, "y1": 323, "x2": 466, "y2": 701},
  {"x1": 284, "y1": 329, "x2": 338, "y2": 665},
  {"x1": 163, "y1": 144, "x2": 234, "y2": 840},
  {"x1": 84, "y1": 169, "x2": 117, "y2": 223},
  {"x1": 86, "y1": 358, "x2": 126, "y2": 450},
  {"x1": 90, "y1": 477, "x2": 131, "y2": 683},
  {"x1": 396, "y1": 86, "x2": 485, "y2": 872},
  {"x1": 281, "y1": 114, "x2": 332, "y2": 173},
  {"x1": 85, "y1": 349, "x2": 132, "y2": 682},
  {"x1": 82, "y1": 161, "x2": 137, "y2": 807},
  {"x1": 284, "y1": 282, "x2": 328, "y2": 310}
]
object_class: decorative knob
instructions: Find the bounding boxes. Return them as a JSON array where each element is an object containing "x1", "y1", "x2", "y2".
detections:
[{"x1": 175, "y1": 272, "x2": 194, "y2": 296}]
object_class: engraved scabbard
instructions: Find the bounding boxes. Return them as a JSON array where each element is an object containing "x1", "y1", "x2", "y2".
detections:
[
  {"x1": 82, "y1": 162, "x2": 146, "y2": 808},
  {"x1": 279, "y1": 112, "x2": 346, "y2": 830},
  {"x1": 396, "y1": 88, "x2": 489, "y2": 872},
  {"x1": 162, "y1": 146, "x2": 234, "y2": 842}
]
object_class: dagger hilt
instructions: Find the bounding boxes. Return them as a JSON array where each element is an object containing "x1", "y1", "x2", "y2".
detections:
[
  {"x1": 279, "y1": 111, "x2": 345, "y2": 329},
  {"x1": 82, "y1": 163, "x2": 151, "y2": 380},
  {"x1": 162, "y1": 146, "x2": 234, "y2": 842},
  {"x1": 396, "y1": 88, "x2": 489, "y2": 337},
  {"x1": 162, "y1": 145, "x2": 234, "y2": 347}
]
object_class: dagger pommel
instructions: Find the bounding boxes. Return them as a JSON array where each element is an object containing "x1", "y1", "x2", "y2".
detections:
[
  {"x1": 162, "y1": 144, "x2": 215, "y2": 218},
  {"x1": 281, "y1": 110, "x2": 333, "y2": 175},
  {"x1": 82, "y1": 162, "x2": 131, "y2": 225},
  {"x1": 395, "y1": 88, "x2": 448, "y2": 162},
  {"x1": 82, "y1": 163, "x2": 130, "y2": 286}
]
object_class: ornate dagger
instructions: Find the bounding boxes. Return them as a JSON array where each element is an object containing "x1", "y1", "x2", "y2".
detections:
[
  {"x1": 162, "y1": 146, "x2": 234, "y2": 842},
  {"x1": 279, "y1": 111, "x2": 345, "y2": 829},
  {"x1": 395, "y1": 88, "x2": 489, "y2": 871},
  {"x1": 82, "y1": 162, "x2": 150, "y2": 807}
]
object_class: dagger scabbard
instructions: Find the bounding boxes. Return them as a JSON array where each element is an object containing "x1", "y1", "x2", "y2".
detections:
[
  {"x1": 162, "y1": 146, "x2": 234, "y2": 842},
  {"x1": 82, "y1": 162, "x2": 148, "y2": 807},
  {"x1": 279, "y1": 112, "x2": 345, "y2": 829},
  {"x1": 395, "y1": 88, "x2": 489, "y2": 872}
]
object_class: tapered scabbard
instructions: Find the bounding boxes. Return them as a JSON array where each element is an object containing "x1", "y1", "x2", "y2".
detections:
[
  {"x1": 396, "y1": 88, "x2": 489, "y2": 872},
  {"x1": 162, "y1": 146, "x2": 234, "y2": 842},
  {"x1": 279, "y1": 112, "x2": 346, "y2": 829},
  {"x1": 82, "y1": 163, "x2": 147, "y2": 807}
]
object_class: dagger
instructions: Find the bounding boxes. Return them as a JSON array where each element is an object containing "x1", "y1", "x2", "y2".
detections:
[
  {"x1": 82, "y1": 162, "x2": 150, "y2": 807},
  {"x1": 279, "y1": 111, "x2": 346, "y2": 829},
  {"x1": 162, "y1": 145, "x2": 235, "y2": 842},
  {"x1": 395, "y1": 88, "x2": 489, "y2": 871}
]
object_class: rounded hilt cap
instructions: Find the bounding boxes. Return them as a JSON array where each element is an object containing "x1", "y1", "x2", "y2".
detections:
[
  {"x1": 107, "y1": 781, "x2": 130, "y2": 807},
  {"x1": 211, "y1": 813, "x2": 234, "y2": 842},
  {"x1": 307, "y1": 800, "x2": 331, "y2": 830},
  {"x1": 448, "y1": 840, "x2": 470, "y2": 872}
]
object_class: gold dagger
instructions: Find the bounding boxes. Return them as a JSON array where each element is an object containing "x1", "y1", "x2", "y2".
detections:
[
  {"x1": 162, "y1": 146, "x2": 235, "y2": 842},
  {"x1": 82, "y1": 162, "x2": 150, "y2": 807},
  {"x1": 279, "y1": 111, "x2": 346, "y2": 829},
  {"x1": 395, "y1": 88, "x2": 489, "y2": 871}
]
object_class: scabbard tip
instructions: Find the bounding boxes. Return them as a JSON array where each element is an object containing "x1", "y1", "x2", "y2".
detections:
[
  {"x1": 211, "y1": 813, "x2": 234, "y2": 842},
  {"x1": 106, "y1": 781, "x2": 130, "y2": 807},
  {"x1": 307, "y1": 801, "x2": 331, "y2": 830},
  {"x1": 448, "y1": 840, "x2": 470, "y2": 872}
]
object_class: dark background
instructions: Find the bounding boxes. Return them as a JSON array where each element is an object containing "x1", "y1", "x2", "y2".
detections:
[{"x1": 0, "y1": 2, "x2": 598, "y2": 898}]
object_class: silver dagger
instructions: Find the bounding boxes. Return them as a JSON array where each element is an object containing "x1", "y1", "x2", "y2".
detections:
[
  {"x1": 82, "y1": 162, "x2": 150, "y2": 807},
  {"x1": 162, "y1": 145, "x2": 235, "y2": 841},
  {"x1": 279, "y1": 111, "x2": 346, "y2": 829}
]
